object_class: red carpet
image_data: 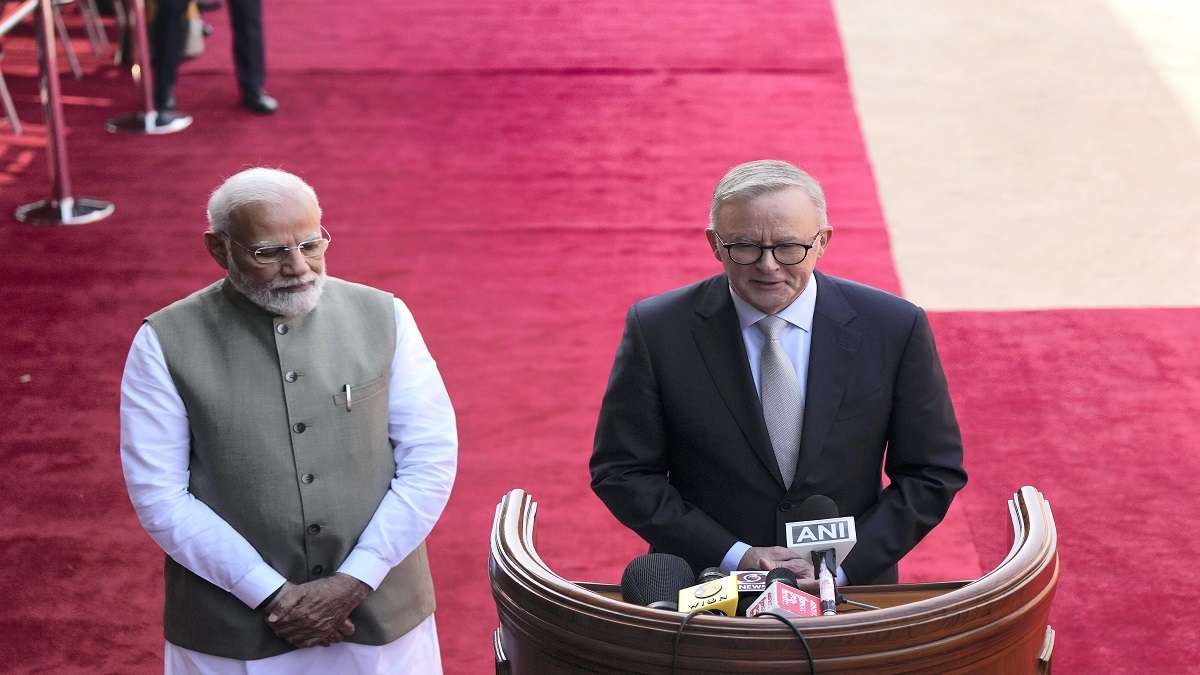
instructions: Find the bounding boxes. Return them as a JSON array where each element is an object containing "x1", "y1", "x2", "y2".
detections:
[
  {"x1": 932, "y1": 308, "x2": 1200, "y2": 673},
  {"x1": 1, "y1": 2, "x2": 1197, "y2": 673}
]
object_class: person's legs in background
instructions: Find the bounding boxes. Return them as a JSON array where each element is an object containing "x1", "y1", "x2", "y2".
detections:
[
  {"x1": 151, "y1": 0, "x2": 188, "y2": 111},
  {"x1": 149, "y1": 0, "x2": 193, "y2": 126},
  {"x1": 227, "y1": 0, "x2": 277, "y2": 113}
]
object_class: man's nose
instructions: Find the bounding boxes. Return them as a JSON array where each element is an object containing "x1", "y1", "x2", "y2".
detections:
[
  {"x1": 279, "y1": 247, "x2": 309, "y2": 275},
  {"x1": 756, "y1": 248, "x2": 781, "y2": 271}
]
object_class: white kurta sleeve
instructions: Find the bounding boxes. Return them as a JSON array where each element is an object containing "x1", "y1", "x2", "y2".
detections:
[
  {"x1": 337, "y1": 298, "x2": 459, "y2": 589},
  {"x1": 120, "y1": 323, "x2": 287, "y2": 609}
]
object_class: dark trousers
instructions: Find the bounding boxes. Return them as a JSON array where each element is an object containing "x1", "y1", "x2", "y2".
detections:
[
  {"x1": 150, "y1": 0, "x2": 265, "y2": 109},
  {"x1": 228, "y1": 0, "x2": 265, "y2": 95},
  {"x1": 150, "y1": 0, "x2": 188, "y2": 110}
]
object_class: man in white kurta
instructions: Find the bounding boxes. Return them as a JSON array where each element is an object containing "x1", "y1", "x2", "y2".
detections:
[{"x1": 119, "y1": 168, "x2": 457, "y2": 674}]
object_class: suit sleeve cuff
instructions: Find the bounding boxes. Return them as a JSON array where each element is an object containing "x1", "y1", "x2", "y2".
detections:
[
  {"x1": 231, "y1": 562, "x2": 287, "y2": 609},
  {"x1": 721, "y1": 541, "x2": 751, "y2": 572},
  {"x1": 337, "y1": 548, "x2": 391, "y2": 590}
]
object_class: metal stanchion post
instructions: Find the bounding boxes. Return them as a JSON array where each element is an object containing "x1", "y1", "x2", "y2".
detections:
[
  {"x1": 79, "y1": 0, "x2": 111, "y2": 58},
  {"x1": 105, "y1": 0, "x2": 190, "y2": 134},
  {"x1": 14, "y1": 0, "x2": 114, "y2": 225}
]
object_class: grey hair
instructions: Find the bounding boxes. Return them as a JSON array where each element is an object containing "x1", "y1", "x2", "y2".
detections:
[
  {"x1": 206, "y1": 167, "x2": 322, "y2": 234},
  {"x1": 709, "y1": 159, "x2": 828, "y2": 230}
]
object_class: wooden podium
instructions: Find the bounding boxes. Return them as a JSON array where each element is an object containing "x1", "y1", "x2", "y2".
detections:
[{"x1": 490, "y1": 487, "x2": 1058, "y2": 673}]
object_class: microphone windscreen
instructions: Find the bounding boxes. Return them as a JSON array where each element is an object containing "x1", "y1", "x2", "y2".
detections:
[
  {"x1": 766, "y1": 566, "x2": 799, "y2": 587},
  {"x1": 620, "y1": 553, "x2": 696, "y2": 607},
  {"x1": 796, "y1": 494, "x2": 838, "y2": 520}
]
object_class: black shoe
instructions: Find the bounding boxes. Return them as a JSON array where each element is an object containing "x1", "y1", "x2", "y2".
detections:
[{"x1": 241, "y1": 90, "x2": 278, "y2": 115}]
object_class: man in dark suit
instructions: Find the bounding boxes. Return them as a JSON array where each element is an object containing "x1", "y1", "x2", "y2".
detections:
[{"x1": 590, "y1": 160, "x2": 967, "y2": 585}]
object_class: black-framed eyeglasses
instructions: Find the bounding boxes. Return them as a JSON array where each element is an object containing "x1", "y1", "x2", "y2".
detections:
[
  {"x1": 711, "y1": 229, "x2": 823, "y2": 266},
  {"x1": 218, "y1": 226, "x2": 332, "y2": 265}
]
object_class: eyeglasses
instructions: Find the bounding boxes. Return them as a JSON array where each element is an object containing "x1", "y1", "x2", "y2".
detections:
[
  {"x1": 711, "y1": 229, "x2": 823, "y2": 266},
  {"x1": 219, "y1": 226, "x2": 332, "y2": 265}
]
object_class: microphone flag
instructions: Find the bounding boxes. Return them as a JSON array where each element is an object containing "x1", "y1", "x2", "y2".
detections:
[
  {"x1": 677, "y1": 575, "x2": 739, "y2": 616},
  {"x1": 746, "y1": 581, "x2": 821, "y2": 618}
]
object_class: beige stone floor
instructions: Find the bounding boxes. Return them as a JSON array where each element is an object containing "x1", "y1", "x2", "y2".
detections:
[{"x1": 834, "y1": 0, "x2": 1199, "y2": 310}]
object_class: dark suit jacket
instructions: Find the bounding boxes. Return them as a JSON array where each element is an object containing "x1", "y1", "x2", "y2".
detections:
[{"x1": 589, "y1": 271, "x2": 967, "y2": 584}]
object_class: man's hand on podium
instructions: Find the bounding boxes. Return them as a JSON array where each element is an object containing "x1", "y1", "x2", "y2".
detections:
[{"x1": 738, "y1": 545, "x2": 818, "y2": 594}]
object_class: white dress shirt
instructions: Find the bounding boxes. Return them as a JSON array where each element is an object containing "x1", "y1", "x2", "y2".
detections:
[
  {"x1": 718, "y1": 276, "x2": 845, "y2": 584},
  {"x1": 120, "y1": 297, "x2": 457, "y2": 674}
]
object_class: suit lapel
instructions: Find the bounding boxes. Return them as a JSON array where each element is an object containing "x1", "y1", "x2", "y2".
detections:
[
  {"x1": 792, "y1": 272, "x2": 861, "y2": 493},
  {"x1": 691, "y1": 277, "x2": 784, "y2": 487}
]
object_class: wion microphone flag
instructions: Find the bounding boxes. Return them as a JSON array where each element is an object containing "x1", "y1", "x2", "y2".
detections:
[{"x1": 677, "y1": 575, "x2": 739, "y2": 616}]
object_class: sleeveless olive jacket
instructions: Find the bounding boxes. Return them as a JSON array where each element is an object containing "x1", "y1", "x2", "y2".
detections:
[{"x1": 146, "y1": 277, "x2": 435, "y2": 659}]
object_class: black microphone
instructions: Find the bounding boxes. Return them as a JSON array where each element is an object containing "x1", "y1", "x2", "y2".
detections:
[
  {"x1": 620, "y1": 553, "x2": 695, "y2": 611},
  {"x1": 795, "y1": 494, "x2": 838, "y2": 522},
  {"x1": 791, "y1": 494, "x2": 846, "y2": 616},
  {"x1": 766, "y1": 566, "x2": 799, "y2": 587}
]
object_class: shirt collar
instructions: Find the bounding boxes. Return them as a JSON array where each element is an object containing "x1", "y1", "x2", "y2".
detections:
[{"x1": 729, "y1": 273, "x2": 818, "y2": 333}]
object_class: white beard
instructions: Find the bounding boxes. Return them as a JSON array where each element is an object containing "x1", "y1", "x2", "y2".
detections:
[{"x1": 226, "y1": 253, "x2": 326, "y2": 317}]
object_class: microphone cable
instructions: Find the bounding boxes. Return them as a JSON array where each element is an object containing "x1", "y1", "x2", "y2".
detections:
[
  {"x1": 758, "y1": 610, "x2": 817, "y2": 673},
  {"x1": 670, "y1": 610, "x2": 705, "y2": 675},
  {"x1": 835, "y1": 594, "x2": 880, "y2": 611},
  {"x1": 669, "y1": 609, "x2": 817, "y2": 674}
]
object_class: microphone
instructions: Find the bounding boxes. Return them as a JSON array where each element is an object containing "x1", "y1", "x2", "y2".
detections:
[
  {"x1": 677, "y1": 567, "x2": 739, "y2": 616},
  {"x1": 745, "y1": 567, "x2": 821, "y2": 618},
  {"x1": 732, "y1": 570, "x2": 769, "y2": 615},
  {"x1": 785, "y1": 495, "x2": 857, "y2": 616},
  {"x1": 766, "y1": 567, "x2": 798, "y2": 587},
  {"x1": 620, "y1": 553, "x2": 695, "y2": 611}
]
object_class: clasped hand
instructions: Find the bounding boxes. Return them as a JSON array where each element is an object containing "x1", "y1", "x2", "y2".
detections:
[
  {"x1": 264, "y1": 574, "x2": 372, "y2": 649},
  {"x1": 739, "y1": 545, "x2": 819, "y2": 594}
]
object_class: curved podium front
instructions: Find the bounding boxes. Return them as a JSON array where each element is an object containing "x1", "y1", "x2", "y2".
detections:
[{"x1": 490, "y1": 487, "x2": 1058, "y2": 674}]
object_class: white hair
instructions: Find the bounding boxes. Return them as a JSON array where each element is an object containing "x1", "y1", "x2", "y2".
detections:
[
  {"x1": 709, "y1": 159, "x2": 828, "y2": 230},
  {"x1": 206, "y1": 167, "x2": 322, "y2": 234}
]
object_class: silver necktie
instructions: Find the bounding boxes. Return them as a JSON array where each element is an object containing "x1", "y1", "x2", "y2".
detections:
[{"x1": 757, "y1": 315, "x2": 802, "y2": 489}]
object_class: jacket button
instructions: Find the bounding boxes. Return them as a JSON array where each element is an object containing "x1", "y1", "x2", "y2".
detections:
[
  {"x1": 284, "y1": 371, "x2": 298, "y2": 383},
  {"x1": 307, "y1": 524, "x2": 321, "y2": 535},
  {"x1": 300, "y1": 473, "x2": 315, "y2": 484},
  {"x1": 276, "y1": 324, "x2": 289, "y2": 335},
  {"x1": 292, "y1": 423, "x2": 306, "y2": 433},
  {"x1": 779, "y1": 501, "x2": 793, "y2": 511},
  {"x1": 311, "y1": 564, "x2": 324, "y2": 576}
]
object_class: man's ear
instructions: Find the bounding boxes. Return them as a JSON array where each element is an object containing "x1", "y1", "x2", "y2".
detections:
[
  {"x1": 705, "y1": 228, "x2": 722, "y2": 262},
  {"x1": 816, "y1": 227, "x2": 833, "y2": 258},
  {"x1": 204, "y1": 231, "x2": 230, "y2": 270}
]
